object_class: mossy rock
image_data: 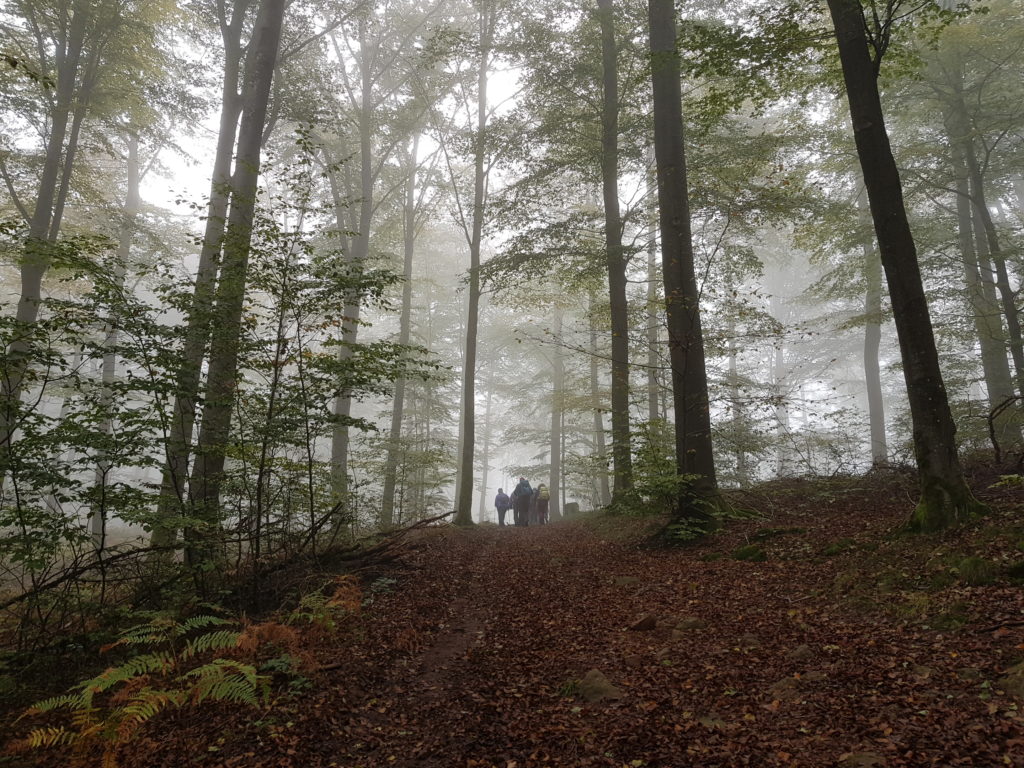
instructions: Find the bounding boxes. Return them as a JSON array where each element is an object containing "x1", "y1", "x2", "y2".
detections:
[
  {"x1": 822, "y1": 538, "x2": 857, "y2": 556},
  {"x1": 700, "y1": 552, "x2": 724, "y2": 562},
  {"x1": 733, "y1": 544, "x2": 767, "y2": 562},
  {"x1": 958, "y1": 556, "x2": 998, "y2": 586}
]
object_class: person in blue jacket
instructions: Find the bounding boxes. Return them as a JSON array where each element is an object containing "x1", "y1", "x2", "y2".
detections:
[{"x1": 494, "y1": 488, "x2": 511, "y2": 526}]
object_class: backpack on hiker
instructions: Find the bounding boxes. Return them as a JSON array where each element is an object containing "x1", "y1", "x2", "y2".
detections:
[{"x1": 538, "y1": 486, "x2": 550, "y2": 501}]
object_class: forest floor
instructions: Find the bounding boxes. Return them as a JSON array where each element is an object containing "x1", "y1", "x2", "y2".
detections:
[{"x1": 11, "y1": 466, "x2": 1024, "y2": 767}]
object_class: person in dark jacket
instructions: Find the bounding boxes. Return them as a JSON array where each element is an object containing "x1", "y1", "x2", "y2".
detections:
[
  {"x1": 534, "y1": 483, "x2": 550, "y2": 525},
  {"x1": 494, "y1": 488, "x2": 511, "y2": 526},
  {"x1": 510, "y1": 477, "x2": 533, "y2": 526}
]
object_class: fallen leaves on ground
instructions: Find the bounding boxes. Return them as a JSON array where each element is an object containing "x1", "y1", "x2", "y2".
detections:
[{"x1": 33, "y1": 469, "x2": 1024, "y2": 765}]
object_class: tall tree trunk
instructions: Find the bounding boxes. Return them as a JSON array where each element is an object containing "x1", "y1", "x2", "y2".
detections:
[
  {"x1": 0, "y1": 0, "x2": 92, "y2": 482},
  {"x1": 380, "y1": 135, "x2": 419, "y2": 528},
  {"x1": 646, "y1": 188, "x2": 660, "y2": 423},
  {"x1": 588, "y1": 293, "x2": 612, "y2": 506},
  {"x1": 858, "y1": 190, "x2": 888, "y2": 466},
  {"x1": 596, "y1": 0, "x2": 633, "y2": 500},
  {"x1": 945, "y1": 92, "x2": 1024, "y2": 398},
  {"x1": 948, "y1": 142, "x2": 1020, "y2": 446},
  {"x1": 826, "y1": 0, "x2": 985, "y2": 531},
  {"x1": 477, "y1": 368, "x2": 495, "y2": 522},
  {"x1": 453, "y1": 4, "x2": 492, "y2": 526},
  {"x1": 726, "y1": 320, "x2": 748, "y2": 486},
  {"x1": 548, "y1": 308, "x2": 563, "y2": 521},
  {"x1": 92, "y1": 132, "x2": 140, "y2": 552},
  {"x1": 154, "y1": 0, "x2": 251, "y2": 546},
  {"x1": 648, "y1": 0, "x2": 721, "y2": 522},
  {"x1": 332, "y1": 17, "x2": 376, "y2": 502},
  {"x1": 186, "y1": 0, "x2": 286, "y2": 566}
]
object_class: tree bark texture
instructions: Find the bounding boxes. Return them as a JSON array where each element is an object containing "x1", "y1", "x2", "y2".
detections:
[
  {"x1": 857, "y1": 190, "x2": 888, "y2": 466},
  {"x1": 826, "y1": 0, "x2": 984, "y2": 531},
  {"x1": 381, "y1": 135, "x2": 420, "y2": 528},
  {"x1": 596, "y1": 0, "x2": 633, "y2": 499},
  {"x1": 589, "y1": 294, "x2": 612, "y2": 507},
  {"x1": 647, "y1": 0, "x2": 720, "y2": 519},
  {"x1": 186, "y1": 0, "x2": 286, "y2": 562},
  {"x1": 548, "y1": 308, "x2": 564, "y2": 521},
  {"x1": 154, "y1": 0, "x2": 251, "y2": 546},
  {"x1": 454, "y1": 3, "x2": 493, "y2": 526}
]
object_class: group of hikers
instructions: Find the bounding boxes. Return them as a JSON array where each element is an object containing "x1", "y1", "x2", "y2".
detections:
[{"x1": 493, "y1": 477, "x2": 550, "y2": 526}]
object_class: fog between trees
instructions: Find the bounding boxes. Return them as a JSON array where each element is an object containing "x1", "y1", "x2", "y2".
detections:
[{"x1": 0, "y1": 0, "x2": 1021, "y2": 628}]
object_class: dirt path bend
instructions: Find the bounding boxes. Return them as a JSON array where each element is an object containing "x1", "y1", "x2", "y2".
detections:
[{"x1": 130, "y1": 515, "x2": 1024, "y2": 768}]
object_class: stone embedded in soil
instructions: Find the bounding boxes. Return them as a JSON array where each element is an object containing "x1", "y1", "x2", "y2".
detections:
[
  {"x1": 579, "y1": 669, "x2": 624, "y2": 702},
  {"x1": 737, "y1": 633, "x2": 761, "y2": 649},
  {"x1": 769, "y1": 676, "x2": 802, "y2": 700},
  {"x1": 629, "y1": 613, "x2": 658, "y2": 631},
  {"x1": 612, "y1": 575, "x2": 640, "y2": 586},
  {"x1": 838, "y1": 752, "x2": 887, "y2": 767},
  {"x1": 786, "y1": 644, "x2": 814, "y2": 661},
  {"x1": 677, "y1": 617, "x2": 707, "y2": 630},
  {"x1": 997, "y1": 662, "x2": 1024, "y2": 699},
  {"x1": 956, "y1": 667, "x2": 983, "y2": 681},
  {"x1": 623, "y1": 653, "x2": 644, "y2": 668}
]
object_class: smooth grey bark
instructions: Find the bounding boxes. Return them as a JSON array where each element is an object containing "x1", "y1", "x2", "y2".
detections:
[
  {"x1": 945, "y1": 94, "x2": 1024, "y2": 398},
  {"x1": 477, "y1": 368, "x2": 495, "y2": 522},
  {"x1": 826, "y1": 0, "x2": 984, "y2": 531},
  {"x1": 857, "y1": 190, "x2": 888, "y2": 466},
  {"x1": 331, "y1": 16, "x2": 376, "y2": 502},
  {"x1": 596, "y1": 0, "x2": 633, "y2": 499},
  {"x1": 186, "y1": 0, "x2": 286, "y2": 562},
  {"x1": 453, "y1": 3, "x2": 493, "y2": 527},
  {"x1": 380, "y1": 135, "x2": 419, "y2": 528},
  {"x1": 948, "y1": 142, "x2": 1019, "y2": 446},
  {"x1": 646, "y1": 199, "x2": 660, "y2": 423},
  {"x1": 726, "y1": 321, "x2": 748, "y2": 486},
  {"x1": 154, "y1": 0, "x2": 252, "y2": 546},
  {"x1": 91, "y1": 132, "x2": 140, "y2": 551},
  {"x1": 648, "y1": 0, "x2": 720, "y2": 520},
  {"x1": 0, "y1": 0, "x2": 107, "y2": 482},
  {"x1": 547, "y1": 308, "x2": 563, "y2": 521},
  {"x1": 588, "y1": 293, "x2": 612, "y2": 507}
]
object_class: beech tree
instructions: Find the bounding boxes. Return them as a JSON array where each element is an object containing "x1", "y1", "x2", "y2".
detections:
[
  {"x1": 647, "y1": 0, "x2": 721, "y2": 524},
  {"x1": 825, "y1": 0, "x2": 986, "y2": 530}
]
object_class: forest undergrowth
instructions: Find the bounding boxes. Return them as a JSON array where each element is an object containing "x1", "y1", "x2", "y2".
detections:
[{"x1": 5, "y1": 465, "x2": 1024, "y2": 767}]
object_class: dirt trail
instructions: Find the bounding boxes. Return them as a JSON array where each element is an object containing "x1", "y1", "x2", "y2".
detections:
[{"x1": 127, "y1": 500, "x2": 1024, "y2": 768}]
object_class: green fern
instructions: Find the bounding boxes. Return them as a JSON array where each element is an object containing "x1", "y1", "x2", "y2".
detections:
[
  {"x1": 181, "y1": 629, "x2": 241, "y2": 659},
  {"x1": 20, "y1": 614, "x2": 268, "y2": 767}
]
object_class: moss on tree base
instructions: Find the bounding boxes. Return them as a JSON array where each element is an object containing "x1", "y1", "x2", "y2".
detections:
[{"x1": 906, "y1": 476, "x2": 989, "y2": 533}]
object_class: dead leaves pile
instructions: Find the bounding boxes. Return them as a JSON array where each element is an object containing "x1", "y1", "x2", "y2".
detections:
[{"x1": 108, "y1": 473, "x2": 1024, "y2": 766}]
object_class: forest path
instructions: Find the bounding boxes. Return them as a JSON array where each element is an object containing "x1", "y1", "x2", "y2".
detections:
[{"x1": 129, "y1": 489, "x2": 1024, "y2": 768}]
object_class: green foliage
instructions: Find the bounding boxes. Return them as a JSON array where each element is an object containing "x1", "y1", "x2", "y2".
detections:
[
  {"x1": 957, "y1": 556, "x2": 998, "y2": 586},
  {"x1": 823, "y1": 538, "x2": 857, "y2": 556},
  {"x1": 17, "y1": 614, "x2": 267, "y2": 764},
  {"x1": 733, "y1": 544, "x2": 768, "y2": 562}
]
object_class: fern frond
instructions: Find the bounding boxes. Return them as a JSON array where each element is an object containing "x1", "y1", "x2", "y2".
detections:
[
  {"x1": 181, "y1": 630, "x2": 241, "y2": 659},
  {"x1": 116, "y1": 688, "x2": 184, "y2": 739},
  {"x1": 23, "y1": 693, "x2": 83, "y2": 715},
  {"x1": 23, "y1": 726, "x2": 77, "y2": 749},
  {"x1": 183, "y1": 660, "x2": 268, "y2": 706},
  {"x1": 174, "y1": 615, "x2": 232, "y2": 637}
]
